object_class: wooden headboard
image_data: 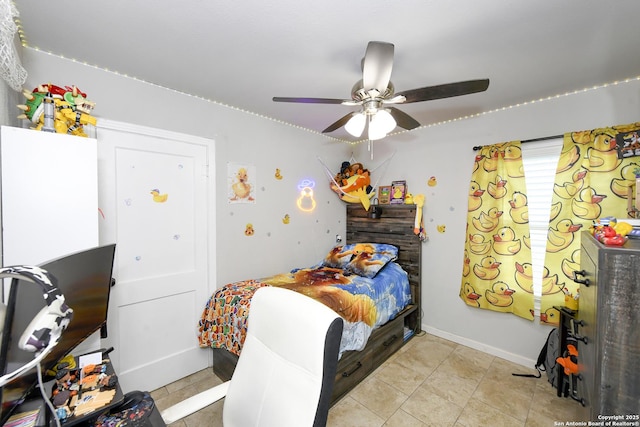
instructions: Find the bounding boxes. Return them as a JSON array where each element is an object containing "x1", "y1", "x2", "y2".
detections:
[{"x1": 346, "y1": 204, "x2": 422, "y2": 334}]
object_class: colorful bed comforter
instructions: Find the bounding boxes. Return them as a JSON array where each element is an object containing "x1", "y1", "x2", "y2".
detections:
[{"x1": 198, "y1": 261, "x2": 411, "y2": 356}]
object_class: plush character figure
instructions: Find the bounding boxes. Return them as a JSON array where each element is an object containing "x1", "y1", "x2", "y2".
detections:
[
  {"x1": 329, "y1": 161, "x2": 375, "y2": 210},
  {"x1": 17, "y1": 84, "x2": 96, "y2": 137}
]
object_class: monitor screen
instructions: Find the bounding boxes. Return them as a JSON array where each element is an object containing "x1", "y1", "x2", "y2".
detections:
[{"x1": 0, "y1": 244, "x2": 116, "y2": 425}]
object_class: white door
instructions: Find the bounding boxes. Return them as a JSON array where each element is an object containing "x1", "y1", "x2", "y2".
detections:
[{"x1": 96, "y1": 120, "x2": 212, "y2": 392}]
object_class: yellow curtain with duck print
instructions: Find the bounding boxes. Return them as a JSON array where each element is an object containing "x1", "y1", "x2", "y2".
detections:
[
  {"x1": 460, "y1": 141, "x2": 534, "y2": 320},
  {"x1": 540, "y1": 122, "x2": 640, "y2": 326}
]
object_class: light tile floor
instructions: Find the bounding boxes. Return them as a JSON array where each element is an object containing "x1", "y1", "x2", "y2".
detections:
[{"x1": 151, "y1": 333, "x2": 583, "y2": 426}]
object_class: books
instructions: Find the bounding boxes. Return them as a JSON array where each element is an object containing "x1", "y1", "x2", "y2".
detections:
[
  {"x1": 4, "y1": 409, "x2": 39, "y2": 427},
  {"x1": 378, "y1": 186, "x2": 391, "y2": 204},
  {"x1": 390, "y1": 180, "x2": 407, "y2": 204}
]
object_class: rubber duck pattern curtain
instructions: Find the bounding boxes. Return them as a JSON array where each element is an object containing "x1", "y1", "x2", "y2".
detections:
[
  {"x1": 540, "y1": 122, "x2": 640, "y2": 326},
  {"x1": 460, "y1": 141, "x2": 534, "y2": 320}
]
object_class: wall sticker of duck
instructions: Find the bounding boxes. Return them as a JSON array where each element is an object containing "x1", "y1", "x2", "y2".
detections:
[{"x1": 150, "y1": 189, "x2": 168, "y2": 203}]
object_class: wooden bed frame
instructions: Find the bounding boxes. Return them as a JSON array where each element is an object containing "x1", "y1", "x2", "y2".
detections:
[{"x1": 211, "y1": 203, "x2": 422, "y2": 405}]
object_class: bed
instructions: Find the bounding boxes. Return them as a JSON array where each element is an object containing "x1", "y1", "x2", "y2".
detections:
[{"x1": 199, "y1": 204, "x2": 422, "y2": 405}]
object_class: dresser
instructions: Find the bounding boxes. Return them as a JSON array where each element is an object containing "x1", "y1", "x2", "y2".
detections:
[{"x1": 575, "y1": 231, "x2": 640, "y2": 420}]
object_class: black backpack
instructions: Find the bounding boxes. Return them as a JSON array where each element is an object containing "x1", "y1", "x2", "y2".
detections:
[{"x1": 513, "y1": 327, "x2": 564, "y2": 386}]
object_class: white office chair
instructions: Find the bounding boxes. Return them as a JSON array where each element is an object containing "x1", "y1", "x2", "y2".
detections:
[{"x1": 161, "y1": 286, "x2": 344, "y2": 426}]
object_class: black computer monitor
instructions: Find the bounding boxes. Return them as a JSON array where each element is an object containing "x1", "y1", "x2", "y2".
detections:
[{"x1": 0, "y1": 244, "x2": 116, "y2": 425}]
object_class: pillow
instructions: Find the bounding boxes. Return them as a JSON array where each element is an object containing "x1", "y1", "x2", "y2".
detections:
[
  {"x1": 321, "y1": 243, "x2": 398, "y2": 270},
  {"x1": 344, "y1": 243, "x2": 398, "y2": 278},
  {"x1": 321, "y1": 244, "x2": 354, "y2": 269}
]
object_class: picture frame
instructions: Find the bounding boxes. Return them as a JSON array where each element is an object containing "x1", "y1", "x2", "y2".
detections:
[
  {"x1": 390, "y1": 180, "x2": 407, "y2": 204},
  {"x1": 378, "y1": 186, "x2": 391, "y2": 204},
  {"x1": 615, "y1": 129, "x2": 640, "y2": 159}
]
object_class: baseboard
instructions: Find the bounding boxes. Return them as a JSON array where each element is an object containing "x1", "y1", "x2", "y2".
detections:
[{"x1": 421, "y1": 325, "x2": 536, "y2": 370}]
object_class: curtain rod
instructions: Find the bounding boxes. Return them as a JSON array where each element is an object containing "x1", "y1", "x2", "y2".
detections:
[{"x1": 472, "y1": 134, "x2": 563, "y2": 151}]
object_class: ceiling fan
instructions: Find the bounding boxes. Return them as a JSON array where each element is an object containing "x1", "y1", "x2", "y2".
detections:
[{"x1": 273, "y1": 41, "x2": 490, "y2": 140}]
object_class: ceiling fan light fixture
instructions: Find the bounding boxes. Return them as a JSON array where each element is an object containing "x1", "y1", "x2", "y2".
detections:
[
  {"x1": 345, "y1": 113, "x2": 366, "y2": 137},
  {"x1": 272, "y1": 41, "x2": 489, "y2": 141},
  {"x1": 368, "y1": 109, "x2": 396, "y2": 140}
]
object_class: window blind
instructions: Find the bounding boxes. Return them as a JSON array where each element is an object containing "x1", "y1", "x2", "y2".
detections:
[{"x1": 521, "y1": 137, "x2": 563, "y2": 314}]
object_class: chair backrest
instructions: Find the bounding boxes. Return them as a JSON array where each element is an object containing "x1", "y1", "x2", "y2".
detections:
[{"x1": 223, "y1": 286, "x2": 343, "y2": 427}]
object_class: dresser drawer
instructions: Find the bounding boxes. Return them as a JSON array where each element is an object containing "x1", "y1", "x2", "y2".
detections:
[
  {"x1": 369, "y1": 315, "x2": 404, "y2": 367},
  {"x1": 332, "y1": 347, "x2": 373, "y2": 402},
  {"x1": 576, "y1": 246, "x2": 596, "y2": 414}
]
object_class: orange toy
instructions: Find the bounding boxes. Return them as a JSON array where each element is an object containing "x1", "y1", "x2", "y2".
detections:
[{"x1": 556, "y1": 344, "x2": 579, "y2": 375}]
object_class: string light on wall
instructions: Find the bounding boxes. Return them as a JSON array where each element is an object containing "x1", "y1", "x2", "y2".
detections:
[
  {"x1": 342, "y1": 75, "x2": 640, "y2": 143},
  {"x1": 14, "y1": 37, "x2": 640, "y2": 145}
]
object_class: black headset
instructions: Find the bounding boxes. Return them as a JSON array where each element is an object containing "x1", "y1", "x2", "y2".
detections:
[{"x1": 0, "y1": 265, "x2": 73, "y2": 386}]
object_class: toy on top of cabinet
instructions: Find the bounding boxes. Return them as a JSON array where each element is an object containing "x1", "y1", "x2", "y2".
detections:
[
  {"x1": 591, "y1": 218, "x2": 632, "y2": 246},
  {"x1": 17, "y1": 83, "x2": 97, "y2": 137}
]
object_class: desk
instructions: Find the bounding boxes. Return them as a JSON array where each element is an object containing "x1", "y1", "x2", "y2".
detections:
[
  {"x1": 10, "y1": 350, "x2": 124, "y2": 427},
  {"x1": 53, "y1": 354, "x2": 124, "y2": 426}
]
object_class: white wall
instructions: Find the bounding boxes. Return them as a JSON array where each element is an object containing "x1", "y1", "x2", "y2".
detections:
[
  {"x1": 0, "y1": 80, "x2": 21, "y2": 128},
  {"x1": 350, "y1": 79, "x2": 640, "y2": 366},
  {"x1": 18, "y1": 50, "x2": 351, "y2": 288},
  {"x1": 11, "y1": 48, "x2": 640, "y2": 368}
]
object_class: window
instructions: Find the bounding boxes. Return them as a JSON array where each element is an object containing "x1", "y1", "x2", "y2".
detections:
[{"x1": 521, "y1": 138, "x2": 563, "y2": 314}]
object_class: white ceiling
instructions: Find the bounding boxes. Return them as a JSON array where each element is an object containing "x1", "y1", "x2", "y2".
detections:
[{"x1": 12, "y1": 0, "x2": 640, "y2": 142}]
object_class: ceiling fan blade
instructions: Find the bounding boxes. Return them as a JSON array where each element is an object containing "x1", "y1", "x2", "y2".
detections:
[
  {"x1": 273, "y1": 97, "x2": 345, "y2": 104},
  {"x1": 396, "y1": 79, "x2": 490, "y2": 103},
  {"x1": 388, "y1": 107, "x2": 421, "y2": 130},
  {"x1": 362, "y1": 41, "x2": 394, "y2": 94},
  {"x1": 322, "y1": 112, "x2": 357, "y2": 133}
]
